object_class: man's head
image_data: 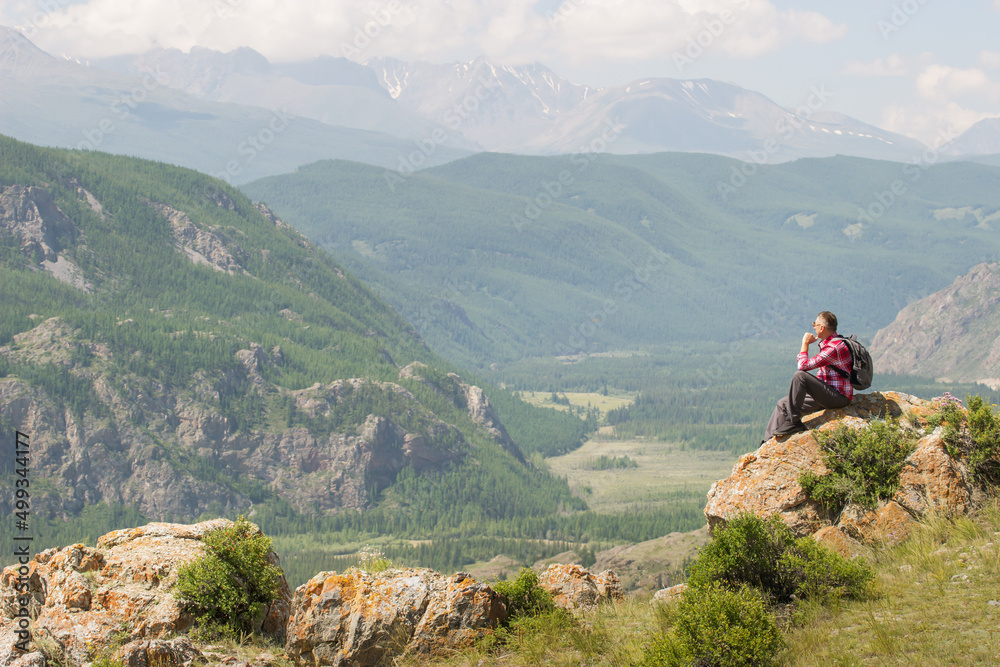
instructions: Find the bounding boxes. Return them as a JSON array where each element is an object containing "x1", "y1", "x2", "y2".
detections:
[{"x1": 812, "y1": 311, "x2": 838, "y2": 339}]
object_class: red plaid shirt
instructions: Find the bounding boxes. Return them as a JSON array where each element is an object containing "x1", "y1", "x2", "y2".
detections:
[{"x1": 797, "y1": 336, "x2": 853, "y2": 400}]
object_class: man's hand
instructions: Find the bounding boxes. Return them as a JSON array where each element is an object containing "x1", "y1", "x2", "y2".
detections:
[{"x1": 801, "y1": 332, "x2": 817, "y2": 353}]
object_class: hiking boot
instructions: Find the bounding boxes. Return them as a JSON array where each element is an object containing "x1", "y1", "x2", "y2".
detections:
[{"x1": 773, "y1": 420, "x2": 807, "y2": 437}]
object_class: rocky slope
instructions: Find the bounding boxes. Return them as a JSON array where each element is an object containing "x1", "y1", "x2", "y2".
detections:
[
  {"x1": 0, "y1": 136, "x2": 539, "y2": 526},
  {"x1": 0, "y1": 313, "x2": 524, "y2": 520},
  {"x1": 705, "y1": 392, "x2": 987, "y2": 554},
  {"x1": 1, "y1": 520, "x2": 621, "y2": 666},
  {"x1": 870, "y1": 262, "x2": 1000, "y2": 388}
]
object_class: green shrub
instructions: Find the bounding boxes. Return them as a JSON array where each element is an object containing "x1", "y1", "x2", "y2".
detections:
[
  {"x1": 799, "y1": 419, "x2": 916, "y2": 514},
  {"x1": 175, "y1": 517, "x2": 283, "y2": 640},
  {"x1": 673, "y1": 583, "x2": 783, "y2": 667},
  {"x1": 636, "y1": 631, "x2": 689, "y2": 667},
  {"x1": 687, "y1": 513, "x2": 873, "y2": 604},
  {"x1": 687, "y1": 514, "x2": 797, "y2": 598},
  {"x1": 938, "y1": 395, "x2": 1000, "y2": 486},
  {"x1": 492, "y1": 567, "x2": 557, "y2": 620},
  {"x1": 779, "y1": 535, "x2": 874, "y2": 604}
]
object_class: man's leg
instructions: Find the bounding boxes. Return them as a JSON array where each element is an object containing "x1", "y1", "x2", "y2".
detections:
[
  {"x1": 763, "y1": 397, "x2": 793, "y2": 442},
  {"x1": 788, "y1": 370, "x2": 850, "y2": 423}
]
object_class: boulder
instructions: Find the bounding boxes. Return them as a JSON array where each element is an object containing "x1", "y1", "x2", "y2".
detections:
[
  {"x1": 838, "y1": 501, "x2": 917, "y2": 546},
  {"x1": 652, "y1": 583, "x2": 688, "y2": 605},
  {"x1": 705, "y1": 392, "x2": 981, "y2": 546},
  {"x1": 285, "y1": 568, "x2": 508, "y2": 666},
  {"x1": 0, "y1": 520, "x2": 290, "y2": 666},
  {"x1": 894, "y1": 431, "x2": 976, "y2": 516},
  {"x1": 115, "y1": 637, "x2": 203, "y2": 667},
  {"x1": 811, "y1": 526, "x2": 863, "y2": 559},
  {"x1": 538, "y1": 564, "x2": 624, "y2": 612}
]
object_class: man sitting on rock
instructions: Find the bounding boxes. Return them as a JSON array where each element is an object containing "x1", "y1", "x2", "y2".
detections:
[{"x1": 763, "y1": 311, "x2": 853, "y2": 441}]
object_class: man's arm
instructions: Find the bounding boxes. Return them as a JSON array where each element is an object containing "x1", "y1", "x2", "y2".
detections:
[{"x1": 801, "y1": 332, "x2": 817, "y2": 354}]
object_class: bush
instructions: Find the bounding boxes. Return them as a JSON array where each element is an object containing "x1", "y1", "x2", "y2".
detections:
[
  {"x1": 175, "y1": 517, "x2": 283, "y2": 640},
  {"x1": 800, "y1": 419, "x2": 916, "y2": 514},
  {"x1": 637, "y1": 631, "x2": 689, "y2": 667},
  {"x1": 492, "y1": 567, "x2": 557, "y2": 620},
  {"x1": 687, "y1": 513, "x2": 873, "y2": 604},
  {"x1": 673, "y1": 583, "x2": 783, "y2": 667},
  {"x1": 938, "y1": 395, "x2": 1000, "y2": 486}
]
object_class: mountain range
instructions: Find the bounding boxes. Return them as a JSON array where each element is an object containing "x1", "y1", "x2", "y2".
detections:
[
  {"x1": 4, "y1": 25, "x2": 999, "y2": 177},
  {"x1": 0, "y1": 27, "x2": 471, "y2": 184}
]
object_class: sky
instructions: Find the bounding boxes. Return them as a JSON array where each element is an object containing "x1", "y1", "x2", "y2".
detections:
[{"x1": 2, "y1": 0, "x2": 999, "y2": 146}]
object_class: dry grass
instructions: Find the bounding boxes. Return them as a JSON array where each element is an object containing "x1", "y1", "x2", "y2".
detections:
[
  {"x1": 782, "y1": 500, "x2": 1000, "y2": 665},
  {"x1": 392, "y1": 596, "x2": 665, "y2": 667},
  {"x1": 517, "y1": 390, "x2": 634, "y2": 418},
  {"x1": 544, "y1": 436, "x2": 737, "y2": 513}
]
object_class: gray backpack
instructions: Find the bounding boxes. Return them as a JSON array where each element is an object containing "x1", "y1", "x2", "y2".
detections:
[{"x1": 831, "y1": 334, "x2": 873, "y2": 391}]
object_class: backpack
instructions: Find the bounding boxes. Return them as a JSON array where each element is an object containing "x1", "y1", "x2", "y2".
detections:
[{"x1": 830, "y1": 334, "x2": 873, "y2": 391}]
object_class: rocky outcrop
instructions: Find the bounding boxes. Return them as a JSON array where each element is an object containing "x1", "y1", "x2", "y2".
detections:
[
  {"x1": 871, "y1": 262, "x2": 1000, "y2": 388},
  {"x1": 399, "y1": 361, "x2": 526, "y2": 463},
  {"x1": 0, "y1": 319, "x2": 470, "y2": 520},
  {"x1": 285, "y1": 568, "x2": 508, "y2": 666},
  {"x1": 0, "y1": 185, "x2": 75, "y2": 262},
  {"x1": 115, "y1": 637, "x2": 203, "y2": 667},
  {"x1": 538, "y1": 564, "x2": 623, "y2": 612},
  {"x1": 152, "y1": 202, "x2": 249, "y2": 275},
  {"x1": 705, "y1": 392, "x2": 983, "y2": 549},
  {"x1": 0, "y1": 184, "x2": 91, "y2": 290},
  {"x1": 0, "y1": 520, "x2": 290, "y2": 666}
]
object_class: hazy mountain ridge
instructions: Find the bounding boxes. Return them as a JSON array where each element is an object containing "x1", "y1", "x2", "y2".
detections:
[
  {"x1": 0, "y1": 28, "x2": 471, "y2": 183},
  {"x1": 91, "y1": 46, "x2": 474, "y2": 147},
  {"x1": 366, "y1": 55, "x2": 930, "y2": 161}
]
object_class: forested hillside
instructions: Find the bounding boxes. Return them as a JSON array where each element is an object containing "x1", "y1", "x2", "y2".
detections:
[
  {"x1": 243, "y1": 153, "x2": 1000, "y2": 371},
  {"x1": 0, "y1": 135, "x2": 656, "y2": 576}
]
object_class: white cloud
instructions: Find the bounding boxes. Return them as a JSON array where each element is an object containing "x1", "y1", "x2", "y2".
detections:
[
  {"x1": 15, "y1": 0, "x2": 846, "y2": 67},
  {"x1": 880, "y1": 61, "x2": 1000, "y2": 145},
  {"x1": 547, "y1": 0, "x2": 846, "y2": 64},
  {"x1": 842, "y1": 54, "x2": 910, "y2": 77},
  {"x1": 916, "y1": 64, "x2": 1000, "y2": 101},
  {"x1": 882, "y1": 101, "x2": 992, "y2": 148},
  {"x1": 980, "y1": 50, "x2": 1000, "y2": 70}
]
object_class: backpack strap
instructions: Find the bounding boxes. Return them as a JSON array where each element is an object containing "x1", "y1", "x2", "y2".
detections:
[{"x1": 827, "y1": 335, "x2": 853, "y2": 378}]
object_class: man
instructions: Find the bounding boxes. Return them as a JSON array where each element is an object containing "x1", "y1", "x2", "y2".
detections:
[{"x1": 763, "y1": 311, "x2": 853, "y2": 441}]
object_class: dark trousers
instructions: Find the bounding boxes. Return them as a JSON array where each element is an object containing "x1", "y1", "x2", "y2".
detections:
[{"x1": 763, "y1": 370, "x2": 851, "y2": 441}]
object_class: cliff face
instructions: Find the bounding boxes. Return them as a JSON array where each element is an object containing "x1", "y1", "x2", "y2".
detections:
[
  {"x1": 0, "y1": 316, "x2": 491, "y2": 520},
  {"x1": 870, "y1": 262, "x2": 1000, "y2": 388}
]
